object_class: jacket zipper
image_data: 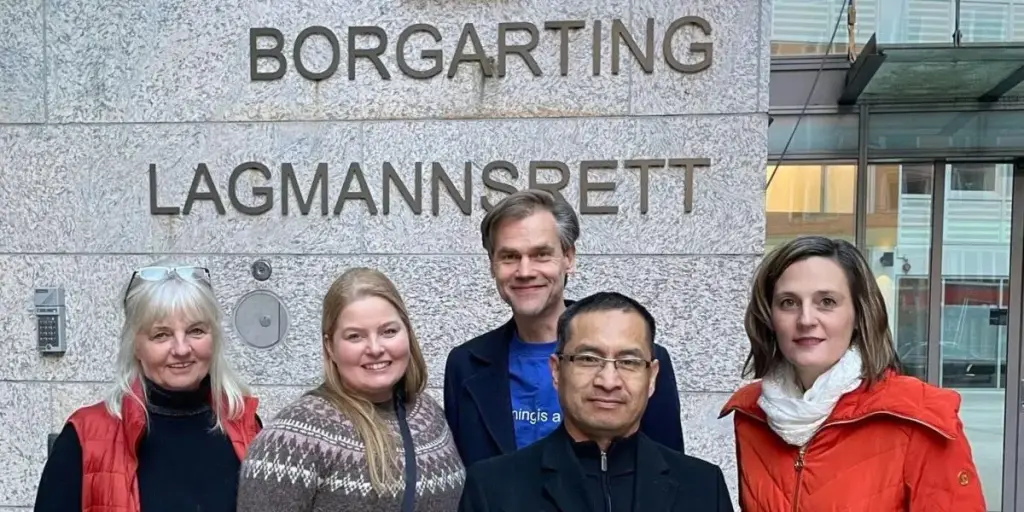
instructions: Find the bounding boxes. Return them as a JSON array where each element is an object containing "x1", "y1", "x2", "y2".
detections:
[
  {"x1": 601, "y1": 450, "x2": 611, "y2": 512},
  {"x1": 791, "y1": 445, "x2": 806, "y2": 512}
]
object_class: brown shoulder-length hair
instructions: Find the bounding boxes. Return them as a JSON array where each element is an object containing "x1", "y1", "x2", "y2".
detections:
[
  {"x1": 314, "y1": 267, "x2": 427, "y2": 496},
  {"x1": 743, "y1": 236, "x2": 901, "y2": 386}
]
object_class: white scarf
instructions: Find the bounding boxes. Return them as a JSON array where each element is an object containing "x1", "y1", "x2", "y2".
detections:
[{"x1": 757, "y1": 347, "x2": 864, "y2": 447}]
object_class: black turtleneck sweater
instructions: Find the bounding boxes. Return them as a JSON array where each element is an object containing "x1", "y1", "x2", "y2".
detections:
[
  {"x1": 570, "y1": 432, "x2": 639, "y2": 512},
  {"x1": 34, "y1": 377, "x2": 258, "y2": 512}
]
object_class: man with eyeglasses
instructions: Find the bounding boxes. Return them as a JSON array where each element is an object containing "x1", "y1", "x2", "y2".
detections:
[{"x1": 457, "y1": 292, "x2": 733, "y2": 512}]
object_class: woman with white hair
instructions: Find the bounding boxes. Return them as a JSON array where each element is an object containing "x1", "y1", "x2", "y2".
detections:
[{"x1": 33, "y1": 264, "x2": 262, "y2": 512}]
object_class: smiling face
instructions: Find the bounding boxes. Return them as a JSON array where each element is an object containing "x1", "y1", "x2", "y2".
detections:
[
  {"x1": 490, "y1": 210, "x2": 575, "y2": 320},
  {"x1": 326, "y1": 295, "x2": 411, "y2": 403},
  {"x1": 550, "y1": 309, "x2": 658, "y2": 441},
  {"x1": 134, "y1": 313, "x2": 213, "y2": 391},
  {"x1": 771, "y1": 256, "x2": 856, "y2": 389}
]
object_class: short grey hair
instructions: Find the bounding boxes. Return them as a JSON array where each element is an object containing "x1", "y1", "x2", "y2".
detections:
[{"x1": 480, "y1": 189, "x2": 580, "y2": 257}]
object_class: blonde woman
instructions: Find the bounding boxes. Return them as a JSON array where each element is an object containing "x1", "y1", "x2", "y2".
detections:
[
  {"x1": 237, "y1": 267, "x2": 465, "y2": 511},
  {"x1": 34, "y1": 264, "x2": 261, "y2": 512}
]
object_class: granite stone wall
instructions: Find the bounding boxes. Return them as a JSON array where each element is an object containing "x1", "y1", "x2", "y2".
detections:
[{"x1": 0, "y1": 0, "x2": 769, "y2": 506}]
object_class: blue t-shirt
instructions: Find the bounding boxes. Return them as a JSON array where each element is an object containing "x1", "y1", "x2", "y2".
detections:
[{"x1": 508, "y1": 333, "x2": 563, "y2": 449}]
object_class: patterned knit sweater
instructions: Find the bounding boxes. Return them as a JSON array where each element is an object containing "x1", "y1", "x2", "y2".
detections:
[{"x1": 236, "y1": 391, "x2": 465, "y2": 512}]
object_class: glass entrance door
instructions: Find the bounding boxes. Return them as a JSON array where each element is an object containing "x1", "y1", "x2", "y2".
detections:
[{"x1": 879, "y1": 158, "x2": 1024, "y2": 510}]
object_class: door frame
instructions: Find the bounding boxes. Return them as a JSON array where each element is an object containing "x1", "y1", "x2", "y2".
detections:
[{"x1": 1006, "y1": 158, "x2": 1024, "y2": 512}]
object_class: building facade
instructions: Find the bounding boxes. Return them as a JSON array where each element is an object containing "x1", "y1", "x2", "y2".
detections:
[
  {"x1": 0, "y1": 0, "x2": 769, "y2": 506},
  {"x1": 770, "y1": 1, "x2": 1024, "y2": 511}
]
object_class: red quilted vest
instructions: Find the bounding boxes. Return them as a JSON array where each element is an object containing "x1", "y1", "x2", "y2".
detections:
[{"x1": 66, "y1": 380, "x2": 261, "y2": 512}]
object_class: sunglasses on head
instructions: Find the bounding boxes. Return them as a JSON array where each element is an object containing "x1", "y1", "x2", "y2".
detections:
[{"x1": 123, "y1": 266, "x2": 212, "y2": 306}]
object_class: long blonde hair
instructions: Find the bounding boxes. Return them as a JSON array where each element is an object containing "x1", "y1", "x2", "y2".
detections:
[
  {"x1": 316, "y1": 267, "x2": 427, "y2": 495},
  {"x1": 106, "y1": 260, "x2": 250, "y2": 430}
]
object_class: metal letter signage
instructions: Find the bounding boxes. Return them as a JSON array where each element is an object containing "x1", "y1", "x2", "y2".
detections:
[
  {"x1": 148, "y1": 158, "x2": 712, "y2": 216},
  {"x1": 249, "y1": 17, "x2": 714, "y2": 82},
  {"x1": 150, "y1": 14, "x2": 718, "y2": 218}
]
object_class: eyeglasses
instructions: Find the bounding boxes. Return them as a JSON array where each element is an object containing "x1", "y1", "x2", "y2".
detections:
[
  {"x1": 557, "y1": 353, "x2": 653, "y2": 374},
  {"x1": 124, "y1": 266, "x2": 211, "y2": 306}
]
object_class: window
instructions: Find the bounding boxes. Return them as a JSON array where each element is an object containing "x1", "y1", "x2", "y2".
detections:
[
  {"x1": 894, "y1": 276, "x2": 930, "y2": 380},
  {"x1": 770, "y1": 0, "x2": 877, "y2": 55},
  {"x1": 961, "y1": 1, "x2": 1009, "y2": 42},
  {"x1": 907, "y1": 0, "x2": 956, "y2": 43},
  {"x1": 771, "y1": 0, "x2": 847, "y2": 56},
  {"x1": 867, "y1": 162, "x2": 935, "y2": 384},
  {"x1": 1016, "y1": 2, "x2": 1024, "y2": 41},
  {"x1": 939, "y1": 279, "x2": 1009, "y2": 388},
  {"x1": 892, "y1": 278, "x2": 1009, "y2": 388},
  {"x1": 901, "y1": 164, "x2": 934, "y2": 195},
  {"x1": 765, "y1": 163, "x2": 856, "y2": 253},
  {"x1": 950, "y1": 164, "x2": 997, "y2": 192},
  {"x1": 771, "y1": 0, "x2": 1020, "y2": 56}
]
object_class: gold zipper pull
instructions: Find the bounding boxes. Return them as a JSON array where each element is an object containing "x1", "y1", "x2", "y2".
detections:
[{"x1": 794, "y1": 445, "x2": 807, "y2": 470}]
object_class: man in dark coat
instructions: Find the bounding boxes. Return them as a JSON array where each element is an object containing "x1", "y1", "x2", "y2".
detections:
[{"x1": 458, "y1": 292, "x2": 733, "y2": 512}]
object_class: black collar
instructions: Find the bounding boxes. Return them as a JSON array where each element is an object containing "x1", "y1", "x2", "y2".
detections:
[
  {"x1": 540, "y1": 425, "x2": 678, "y2": 511},
  {"x1": 570, "y1": 430, "x2": 639, "y2": 476},
  {"x1": 144, "y1": 375, "x2": 212, "y2": 417}
]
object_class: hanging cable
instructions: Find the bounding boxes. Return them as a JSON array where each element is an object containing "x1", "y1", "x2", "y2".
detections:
[
  {"x1": 765, "y1": 0, "x2": 851, "y2": 191},
  {"x1": 847, "y1": 0, "x2": 858, "y2": 61}
]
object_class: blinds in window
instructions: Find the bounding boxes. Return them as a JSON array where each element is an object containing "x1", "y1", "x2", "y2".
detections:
[
  {"x1": 771, "y1": 0, "x2": 848, "y2": 44},
  {"x1": 772, "y1": 0, "x2": 1022, "y2": 45},
  {"x1": 1014, "y1": 2, "x2": 1024, "y2": 40},
  {"x1": 961, "y1": 2, "x2": 1009, "y2": 42},
  {"x1": 905, "y1": 0, "x2": 953, "y2": 43}
]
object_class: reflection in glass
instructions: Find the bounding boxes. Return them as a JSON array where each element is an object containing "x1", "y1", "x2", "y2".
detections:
[
  {"x1": 868, "y1": 110, "x2": 1024, "y2": 154},
  {"x1": 939, "y1": 162, "x2": 1013, "y2": 510},
  {"x1": 765, "y1": 163, "x2": 857, "y2": 254},
  {"x1": 768, "y1": 115, "x2": 859, "y2": 159},
  {"x1": 770, "y1": 0, "x2": 870, "y2": 56},
  {"x1": 771, "y1": 0, "x2": 1024, "y2": 57},
  {"x1": 867, "y1": 163, "x2": 933, "y2": 382}
]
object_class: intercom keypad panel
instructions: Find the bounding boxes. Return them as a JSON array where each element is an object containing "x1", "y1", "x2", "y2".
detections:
[
  {"x1": 33, "y1": 287, "x2": 67, "y2": 354},
  {"x1": 38, "y1": 314, "x2": 61, "y2": 350}
]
